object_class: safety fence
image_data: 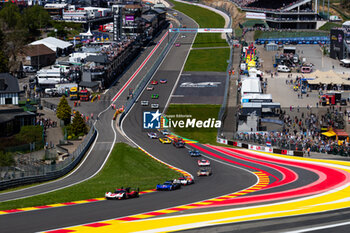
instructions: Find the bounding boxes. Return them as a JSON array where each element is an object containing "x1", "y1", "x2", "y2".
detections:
[
  {"x1": 119, "y1": 30, "x2": 178, "y2": 123},
  {"x1": 211, "y1": 6, "x2": 233, "y2": 139},
  {"x1": 217, "y1": 137, "x2": 304, "y2": 157},
  {"x1": 0, "y1": 123, "x2": 96, "y2": 190}
]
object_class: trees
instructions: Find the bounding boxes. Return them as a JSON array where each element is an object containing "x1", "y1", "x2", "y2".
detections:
[
  {"x1": 341, "y1": 0, "x2": 350, "y2": 10},
  {"x1": 71, "y1": 111, "x2": 87, "y2": 136},
  {"x1": 0, "y1": 3, "x2": 21, "y2": 30},
  {"x1": 21, "y1": 5, "x2": 51, "y2": 39},
  {"x1": 0, "y1": 152, "x2": 14, "y2": 167},
  {"x1": 56, "y1": 96, "x2": 72, "y2": 125}
]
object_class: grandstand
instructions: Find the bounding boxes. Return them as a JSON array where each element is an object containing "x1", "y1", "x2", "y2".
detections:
[
  {"x1": 233, "y1": 0, "x2": 321, "y2": 29},
  {"x1": 247, "y1": 0, "x2": 310, "y2": 10}
]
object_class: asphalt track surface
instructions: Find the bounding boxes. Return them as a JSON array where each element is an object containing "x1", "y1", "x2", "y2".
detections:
[
  {"x1": 0, "y1": 10, "x2": 254, "y2": 233},
  {"x1": 3, "y1": 9, "x2": 350, "y2": 233},
  {"x1": 0, "y1": 22, "x2": 173, "y2": 203}
]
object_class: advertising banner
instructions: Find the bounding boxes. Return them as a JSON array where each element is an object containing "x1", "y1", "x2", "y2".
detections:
[
  {"x1": 169, "y1": 28, "x2": 232, "y2": 33},
  {"x1": 246, "y1": 12, "x2": 266, "y2": 19},
  {"x1": 125, "y1": 15, "x2": 134, "y2": 21}
]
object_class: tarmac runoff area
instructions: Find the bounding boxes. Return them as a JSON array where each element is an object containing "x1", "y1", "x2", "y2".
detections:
[{"x1": 170, "y1": 71, "x2": 227, "y2": 104}]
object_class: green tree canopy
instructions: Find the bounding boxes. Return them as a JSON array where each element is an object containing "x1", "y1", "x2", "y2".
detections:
[
  {"x1": 0, "y1": 152, "x2": 14, "y2": 166},
  {"x1": 21, "y1": 6, "x2": 51, "y2": 37},
  {"x1": 56, "y1": 96, "x2": 72, "y2": 125},
  {"x1": 71, "y1": 111, "x2": 87, "y2": 136},
  {"x1": 0, "y1": 3, "x2": 20, "y2": 29}
]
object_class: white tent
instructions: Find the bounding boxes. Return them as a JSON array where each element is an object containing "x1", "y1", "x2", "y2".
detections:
[
  {"x1": 30, "y1": 37, "x2": 73, "y2": 53},
  {"x1": 241, "y1": 78, "x2": 262, "y2": 95}
]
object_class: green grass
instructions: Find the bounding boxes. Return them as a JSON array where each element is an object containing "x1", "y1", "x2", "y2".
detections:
[
  {"x1": 235, "y1": 28, "x2": 243, "y2": 38},
  {"x1": 0, "y1": 143, "x2": 181, "y2": 210},
  {"x1": 242, "y1": 19, "x2": 268, "y2": 28},
  {"x1": 171, "y1": 0, "x2": 227, "y2": 48},
  {"x1": 184, "y1": 48, "x2": 230, "y2": 72},
  {"x1": 165, "y1": 104, "x2": 221, "y2": 145},
  {"x1": 319, "y1": 22, "x2": 343, "y2": 31}
]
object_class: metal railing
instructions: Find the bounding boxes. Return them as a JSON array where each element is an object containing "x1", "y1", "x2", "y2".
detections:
[{"x1": 0, "y1": 121, "x2": 97, "y2": 190}]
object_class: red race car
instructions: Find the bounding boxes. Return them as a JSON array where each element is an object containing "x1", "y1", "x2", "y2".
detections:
[
  {"x1": 150, "y1": 80, "x2": 158, "y2": 85},
  {"x1": 105, "y1": 187, "x2": 139, "y2": 200}
]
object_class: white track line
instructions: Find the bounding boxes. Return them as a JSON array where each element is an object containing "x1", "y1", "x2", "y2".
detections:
[{"x1": 0, "y1": 30, "x2": 171, "y2": 202}]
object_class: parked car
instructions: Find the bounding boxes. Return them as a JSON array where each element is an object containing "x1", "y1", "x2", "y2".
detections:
[
  {"x1": 277, "y1": 65, "x2": 291, "y2": 73},
  {"x1": 23, "y1": 66, "x2": 36, "y2": 73}
]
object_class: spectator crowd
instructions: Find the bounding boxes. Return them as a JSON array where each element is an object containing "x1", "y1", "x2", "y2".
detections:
[{"x1": 235, "y1": 106, "x2": 350, "y2": 156}]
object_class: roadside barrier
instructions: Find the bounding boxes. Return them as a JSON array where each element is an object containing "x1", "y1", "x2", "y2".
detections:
[
  {"x1": 0, "y1": 125, "x2": 97, "y2": 190},
  {"x1": 217, "y1": 137, "x2": 304, "y2": 157}
]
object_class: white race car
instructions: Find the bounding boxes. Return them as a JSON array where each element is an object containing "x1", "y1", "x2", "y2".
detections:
[
  {"x1": 141, "y1": 101, "x2": 149, "y2": 106},
  {"x1": 147, "y1": 132, "x2": 158, "y2": 139},
  {"x1": 151, "y1": 103, "x2": 159, "y2": 109},
  {"x1": 197, "y1": 159, "x2": 210, "y2": 166},
  {"x1": 174, "y1": 177, "x2": 194, "y2": 185},
  {"x1": 105, "y1": 188, "x2": 139, "y2": 200}
]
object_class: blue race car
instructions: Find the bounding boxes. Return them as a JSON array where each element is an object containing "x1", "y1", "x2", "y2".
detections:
[
  {"x1": 156, "y1": 180, "x2": 181, "y2": 191},
  {"x1": 189, "y1": 149, "x2": 201, "y2": 157}
]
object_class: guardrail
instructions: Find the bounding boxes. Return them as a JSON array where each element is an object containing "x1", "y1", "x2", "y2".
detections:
[
  {"x1": 216, "y1": 137, "x2": 304, "y2": 157},
  {"x1": 119, "y1": 31, "x2": 178, "y2": 123},
  {"x1": 209, "y1": 6, "x2": 233, "y2": 139},
  {"x1": 0, "y1": 124, "x2": 97, "y2": 190}
]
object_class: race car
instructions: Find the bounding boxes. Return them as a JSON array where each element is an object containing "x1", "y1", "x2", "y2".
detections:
[
  {"x1": 198, "y1": 159, "x2": 210, "y2": 166},
  {"x1": 105, "y1": 187, "x2": 139, "y2": 200},
  {"x1": 197, "y1": 168, "x2": 212, "y2": 176},
  {"x1": 151, "y1": 94, "x2": 159, "y2": 99},
  {"x1": 156, "y1": 180, "x2": 181, "y2": 191},
  {"x1": 159, "y1": 137, "x2": 171, "y2": 144},
  {"x1": 147, "y1": 132, "x2": 158, "y2": 139},
  {"x1": 146, "y1": 86, "x2": 154, "y2": 91},
  {"x1": 175, "y1": 43, "x2": 181, "y2": 47},
  {"x1": 173, "y1": 137, "x2": 185, "y2": 148},
  {"x1": 160, "y1": 129, "x2": 170, "y2": 135},
  {"x1": 174, "y1": 177, "x2": 194, "y2": 185},
  {"x1": 151, "y1": 103, "x2": 159, "y2": 109},
  {"x1": 189, "y1": 149, "x2": 200, "y2": 157},
  {"x1": 141, "y1": 100, "x2": 149, "y2": 106},
  {"x1": 150, "y1": 80, "x2": 158, "y2": 85},
  {"x1": 160, "y1": 79, "x2": 167, "y2": 84}
]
